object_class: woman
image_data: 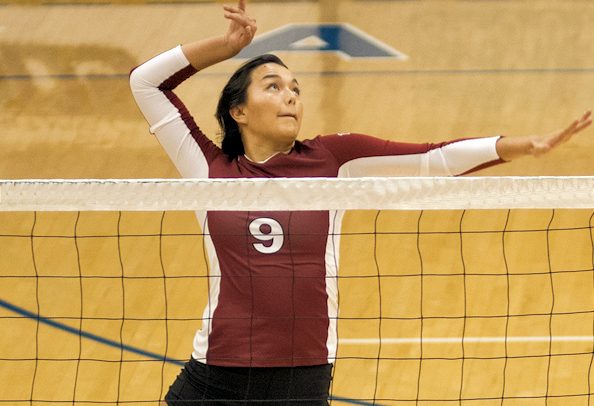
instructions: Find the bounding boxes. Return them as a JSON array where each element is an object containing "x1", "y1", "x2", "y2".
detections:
[{"x1": 130, "y1": 2, "x2": 591, "y2": 405}]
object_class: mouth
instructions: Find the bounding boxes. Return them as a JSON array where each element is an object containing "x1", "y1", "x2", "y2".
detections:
[{"x1": 278, "y1": 114, "x2": 297, "y2": 120}]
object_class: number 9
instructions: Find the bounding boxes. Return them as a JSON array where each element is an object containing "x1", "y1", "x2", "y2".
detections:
[{"x1": 249, "y1": 218, "x2": 284, "y2": 254}]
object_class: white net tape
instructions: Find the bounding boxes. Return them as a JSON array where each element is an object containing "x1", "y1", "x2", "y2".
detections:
[{"x1": 1, "y1": 176, "x2": 594, "y2": 211}]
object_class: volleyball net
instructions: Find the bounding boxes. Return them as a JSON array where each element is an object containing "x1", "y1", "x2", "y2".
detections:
[{"x1": 1, "y1": 176, "x2": 594, "y2": 405}]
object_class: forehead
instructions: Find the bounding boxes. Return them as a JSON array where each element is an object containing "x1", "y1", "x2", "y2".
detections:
[{"x1": 251, "y1": 63, "x2": 297, "y2": 83}]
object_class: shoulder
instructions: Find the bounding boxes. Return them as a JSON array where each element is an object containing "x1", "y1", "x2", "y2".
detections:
[
  {"x1": 314, "y1": 133, "x2": 390, "y2": 159},
  {"x1": 299, "y1": 133, "x2": 374, "y2": 149}
]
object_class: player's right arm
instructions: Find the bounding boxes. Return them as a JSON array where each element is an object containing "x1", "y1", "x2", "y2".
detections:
[
  {"x1": 129, "y1": 1, "x2": 256, "y2": 178},
  {"x1": 130, "y1": 45, "x2": 212, "y2": 179}
]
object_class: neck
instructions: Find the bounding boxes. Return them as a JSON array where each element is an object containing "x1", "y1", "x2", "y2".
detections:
[{"x1": 242, "y1": 139, "x2": 294, "y2": 163}]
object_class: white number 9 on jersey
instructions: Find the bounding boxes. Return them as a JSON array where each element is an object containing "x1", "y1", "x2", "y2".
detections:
[{"x1": 249, "y1": 218, "x2": 284, "y2": 254}]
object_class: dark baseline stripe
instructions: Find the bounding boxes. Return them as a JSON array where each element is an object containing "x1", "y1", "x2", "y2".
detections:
[{"x1": 2, "y1": 67, "x2": 594, "y2": 82}]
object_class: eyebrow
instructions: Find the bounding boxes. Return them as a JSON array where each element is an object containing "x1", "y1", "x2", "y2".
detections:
[{"x1": 262, "y1": 74, "x2": 299, "y2": 86}]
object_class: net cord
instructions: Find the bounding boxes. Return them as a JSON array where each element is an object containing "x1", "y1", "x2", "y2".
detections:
[{"x1": 1, "y1": 176, "x2": 593, "y2": 211}]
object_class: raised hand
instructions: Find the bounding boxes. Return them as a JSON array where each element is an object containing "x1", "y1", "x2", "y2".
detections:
[
  {"x1": 180, "y1": 0, "x2": 258, "y2": 71},
  {"x1": 223, "y1": 0, "x2": 258, "y2": 55}
]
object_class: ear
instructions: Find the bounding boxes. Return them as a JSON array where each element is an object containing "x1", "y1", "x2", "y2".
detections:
[{"x1": 229, "y1": 105, "x2": 247, "y2": 125}]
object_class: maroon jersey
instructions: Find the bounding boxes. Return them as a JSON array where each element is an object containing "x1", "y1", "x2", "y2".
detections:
[{"x1": 130, "y1": 46, "x2": 503, "y2": 367}]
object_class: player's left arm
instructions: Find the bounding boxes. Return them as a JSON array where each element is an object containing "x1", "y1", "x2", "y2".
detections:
[
  {"x1": 495, "y1": 110, "x2": 592, "y2": 162},
  {"x1": 320, "y1": 133, "x2": 503, "y2": 177}
]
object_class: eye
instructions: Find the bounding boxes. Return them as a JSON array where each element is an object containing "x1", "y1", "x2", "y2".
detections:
[
  {"x1": 267, "y1": 83, "x2": 279, "y2": 91},
  {"x1": 293, "y1": 87, "x2": 301, "y2": 95}
]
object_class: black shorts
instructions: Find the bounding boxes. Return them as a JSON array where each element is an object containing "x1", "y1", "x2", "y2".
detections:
[{"x1": 164, "y1": 358, "x2": 333, "y2": 406}]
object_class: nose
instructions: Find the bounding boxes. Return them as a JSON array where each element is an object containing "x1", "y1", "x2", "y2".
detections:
[
  {"x1": 285, "y1": 91, "x2": 295, "y2": 105},
  {"x1": 284, "y1": 87, "x2": 297, "y2": 105}
]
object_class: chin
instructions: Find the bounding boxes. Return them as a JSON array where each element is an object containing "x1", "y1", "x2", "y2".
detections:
[{"x1": 278, "y1": 127, "x2": 300, "y2": 141}]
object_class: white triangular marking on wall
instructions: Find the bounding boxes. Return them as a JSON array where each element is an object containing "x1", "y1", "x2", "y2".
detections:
[{"x1": 290, "y1": 35, "x2": 329, "y2": 50}]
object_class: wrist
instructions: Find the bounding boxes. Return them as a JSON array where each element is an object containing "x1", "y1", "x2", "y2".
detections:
[
  {"x1": 181, "y1": 35, "x2": 237, "y2": 71},
  {"x1": 495, "y1": 136, "x2": 533, "y2": 162},
  {"x1": 222, "y1": 34, "x2": 243, "y2": 58}
]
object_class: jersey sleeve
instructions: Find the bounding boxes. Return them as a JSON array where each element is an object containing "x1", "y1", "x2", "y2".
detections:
[
  {"x1": 318, "y1": 133, "x2": 504, "y2": 177},
  {"x1": 130, "y1": 45, "x2": 222, "y2": 179}
]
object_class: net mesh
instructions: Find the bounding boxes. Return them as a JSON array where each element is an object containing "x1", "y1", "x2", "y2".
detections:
[{"x1": 1, "y1": 177, "x2": 594, "y2": 405}]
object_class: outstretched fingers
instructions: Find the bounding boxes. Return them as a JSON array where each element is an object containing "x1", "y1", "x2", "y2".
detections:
[
  {"x1": 559, "y1": 109, "x2": 592, "y2": 141},
  {"x1": 223, "y1": 1, "x2": 255, "y2": 25},
  {"x1": 224, "y1": 0, "x2": 245, "y2": 12},
  {"x1": 540, "y1": 109, "x2": 593, "y2": 153},
  {"x1": 224, "y1": 11, "x2": 256, "y2": 29},
  {"x1": 496, "y1": 110, "x2": 591, "y2": 160},
  {"x1": 222, "y1": 1, "x2": 257, "y2": 53},
  {"x1": 574, "y1": 109, "x2": 593, "y2": 133}
]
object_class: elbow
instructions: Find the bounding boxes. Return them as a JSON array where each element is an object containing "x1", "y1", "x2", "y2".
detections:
[
  {"x1": 129, "y1": 64, "x2": 141, "y2": 79},
  {"x1": 129, "y1": 64, "x2": 152, "y2": 95},
  {"x1": 129, "y1": 65, "x2": 142, "y2": 90},
  {"x1": 129, "y1": 66, "x2": 139, "y2": 93}
]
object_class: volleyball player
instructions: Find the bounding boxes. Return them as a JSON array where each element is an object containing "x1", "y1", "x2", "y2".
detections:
[{"x1": 129, "y1": 1, "x2": 592, "y2": 405}]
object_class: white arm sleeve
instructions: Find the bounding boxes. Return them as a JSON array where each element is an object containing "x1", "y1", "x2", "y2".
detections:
[
  {"x1": 130, "y1": 46, "x2": 209, "y2": 179},
  {"x1": 339, "y1": 136, "x2": 501, "y2": 177}
]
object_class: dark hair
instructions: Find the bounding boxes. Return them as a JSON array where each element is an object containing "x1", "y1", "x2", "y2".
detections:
[{"x1": 216, "y1": 54, "x2": 289, "y2": 160}]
